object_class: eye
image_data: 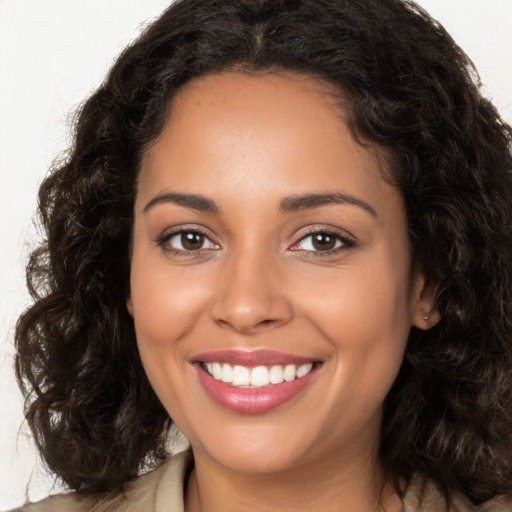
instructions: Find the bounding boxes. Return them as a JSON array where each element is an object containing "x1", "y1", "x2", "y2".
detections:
[
  {"x1": 159, "y1": 229, "x2": 219, "y2": 252},
  {"x1": 291, "y1": 230, "x2": 353, "y2": 253}
]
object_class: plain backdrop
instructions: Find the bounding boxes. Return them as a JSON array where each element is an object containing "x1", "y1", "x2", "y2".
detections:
[{"x1": 1, "y1": 0, "x2": 511, "y2": 509}]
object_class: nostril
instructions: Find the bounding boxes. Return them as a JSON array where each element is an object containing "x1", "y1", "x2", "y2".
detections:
[{"x1": 209, "y1": 277, "x2": 294, "y2": 333}]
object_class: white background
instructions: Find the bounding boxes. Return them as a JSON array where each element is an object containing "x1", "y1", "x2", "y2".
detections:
[{"x1": 1, "y1": 0, "x2": 511, "y2": 509}]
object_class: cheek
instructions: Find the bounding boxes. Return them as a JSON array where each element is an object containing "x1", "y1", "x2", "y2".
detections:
[
  {"x1": 128, "y1": 250, "x2": 209, "y2": 400},
  {"x1": 292, "y1": 254, "x2": 412, "y2": 391},
  {"x1": 130, "y1": 253, "x2": 210, "y2": 342},
  {"x1": 296, "y1": 261, "x2": 411, "y2": 339},
  {"x1": 129, "y1": 258, "x2": 207, "y2": 423}
]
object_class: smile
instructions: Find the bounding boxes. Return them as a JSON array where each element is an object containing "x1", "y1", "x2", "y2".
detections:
[
  {"x1": 193, "y1": 350, "x2": 321, "y2": 414},
  {"x1": 203, "y1": 362, "x2": 314, "y2": 387}
]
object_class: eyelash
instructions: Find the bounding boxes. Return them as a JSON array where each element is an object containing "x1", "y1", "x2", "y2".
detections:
[
  {"x1": 156, "y1": 228, "x2": 355, "y2": 257},
  {"x1": 156, "y1": 227, "x2": 218, "y2": 256},
  {"x1": 291, "y1": 228, "x2": 355, "y2": 257}
]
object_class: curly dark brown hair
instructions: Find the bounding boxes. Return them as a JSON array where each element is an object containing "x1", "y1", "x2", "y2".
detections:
[{"x1": 15, "y1": 0, "x2": 512, "y2": 505}]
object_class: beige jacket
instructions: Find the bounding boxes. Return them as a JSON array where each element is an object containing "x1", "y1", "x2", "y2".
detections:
[{"x1": 12, "y1": 451, "x2": 512, "y2": 512}]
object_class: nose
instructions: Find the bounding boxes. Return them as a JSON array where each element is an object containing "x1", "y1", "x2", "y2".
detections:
[{"x1": 209, "y1": 250, "x2": 294, "y2": 335}]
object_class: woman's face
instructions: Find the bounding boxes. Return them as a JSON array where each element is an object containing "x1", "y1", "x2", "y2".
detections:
[{"x1": 129, "y1": 71, "x2": 433, "y2": 474}]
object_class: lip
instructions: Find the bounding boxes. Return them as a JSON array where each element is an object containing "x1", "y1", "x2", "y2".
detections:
[
  {"x1": 192, "y1": 350, "x2": 321, "y2": 414},
  {"x1": 192, "y1": 349, "x2": 316, "y2": 367}
]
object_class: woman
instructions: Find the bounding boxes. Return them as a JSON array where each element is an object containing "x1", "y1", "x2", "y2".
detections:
[{"x1": 13, "y1": 0, "x2": 512, "y2": 510}]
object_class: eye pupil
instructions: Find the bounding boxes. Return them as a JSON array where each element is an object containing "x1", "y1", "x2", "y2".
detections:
[
  {"x1": 312, "y1": 233, "x2": 336, "y2": 251},
  {"x1": 181, "y1": 232, "x2": 204, "y2": 250}
]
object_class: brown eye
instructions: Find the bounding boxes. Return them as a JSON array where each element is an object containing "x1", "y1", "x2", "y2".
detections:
[
  {"x1": 163, "y1": 230, "x2": 219, "y2": 252},
  {"x1": 311, "y1": 233, "x2": 337, "y2": 251},
  {"x1": 292, "y1": 231, "x2": 350, "y2": 253},
  {"x1": 181, "y1": 231, "x2": 205, "y2": 250}
]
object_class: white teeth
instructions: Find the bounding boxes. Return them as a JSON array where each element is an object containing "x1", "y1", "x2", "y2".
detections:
[
  {"x1": 221, "y1": 363, "x2": 233, "y2": 383},
  {"x1": 204, "y1": 361, "x2": 315, "y2": 387},
  {"x1": 283, "y1": 364, "x2": 296, "y2": 382},
  {"x1": 250, "y1": 366, "x2": 269, "y2": 387},
  {"x1": 297, "y1": 363, "x2": 313, "y2": 378},
  {"x1": 232, "y1": 365, "x2": 250, "y2": 386},
  {"x1": 269, "y1": 365, "x2": 284, "y2": 384},
  {"x1": 212, "y1": 362, "x2": 223, "y2": 380}
]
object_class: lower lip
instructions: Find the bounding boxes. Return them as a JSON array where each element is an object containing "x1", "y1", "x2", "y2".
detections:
[{"x1": 196, "y1": 365, "x2": 318, "y2": 414}]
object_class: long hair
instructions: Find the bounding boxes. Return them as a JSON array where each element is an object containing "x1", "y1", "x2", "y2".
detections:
[{"x1": 16, "y1": 0, "x2": 512, "y2": 504}]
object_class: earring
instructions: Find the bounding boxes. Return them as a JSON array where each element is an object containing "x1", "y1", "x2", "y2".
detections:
[{"x1": 423, "y1": 309, "x2": 440, "y2": 328}]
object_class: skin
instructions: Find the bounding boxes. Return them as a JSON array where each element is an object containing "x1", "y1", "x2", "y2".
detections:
[{"x1": 128, "y1": 71, "x2": 437, "y2": 512}]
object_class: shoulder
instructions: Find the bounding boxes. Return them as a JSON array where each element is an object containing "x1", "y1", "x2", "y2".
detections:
[
  {"x1": 404, "y1": 475, "x2": 512, "y2": 512},
  {"x1": 10, "y1": 450, "x2": 193, "y2": 512}
]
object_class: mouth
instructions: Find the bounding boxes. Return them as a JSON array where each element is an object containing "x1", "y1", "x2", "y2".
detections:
[
  {"x1": 193, "y1": 350, "x2": 322, "y2": 414},
  {"x1": 201, "y1": 361, "x2": 316, "y2": 388}
]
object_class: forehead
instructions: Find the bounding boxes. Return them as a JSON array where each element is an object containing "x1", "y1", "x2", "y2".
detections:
[{"x1": 138, "y1": 71, "x2": 399, "y2": 218}]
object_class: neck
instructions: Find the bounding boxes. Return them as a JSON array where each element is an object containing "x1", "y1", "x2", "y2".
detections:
[{"x1": 185, "y1": 446, "x2": 402, "y2": 512}]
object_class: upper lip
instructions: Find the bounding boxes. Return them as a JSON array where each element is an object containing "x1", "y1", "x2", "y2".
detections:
[{"x1": 191, "y1": 349, "x2": 319, "y2": 367}]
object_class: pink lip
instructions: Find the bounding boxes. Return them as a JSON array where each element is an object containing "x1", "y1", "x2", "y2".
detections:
[
  {"x1": 192, "y1": 350, "x2": 321, "y2": 414},
  {"x1": 192, "y1": 349, "x2": 316, "y2": 367}
]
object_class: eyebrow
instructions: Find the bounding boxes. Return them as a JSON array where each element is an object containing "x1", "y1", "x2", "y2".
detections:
[
  {"x1": 143, "y1": 192, "x2": 220, "y2": 214},
  {"x1": 143, "y1": 191, "x2": 377, "y2": 218},
  {"x1": 279, "y1": 192, "x2": 378, "y2": 217}
]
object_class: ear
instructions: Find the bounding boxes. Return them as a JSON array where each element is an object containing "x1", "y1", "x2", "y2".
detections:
[
  {"x1": 410, "y1": 271, "x2": 440, "y2": 330},
  {"x1": 126, "y1": 294, "x2": 134, "y2": 317}
]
